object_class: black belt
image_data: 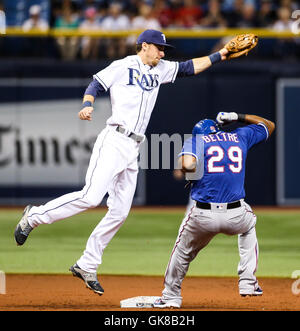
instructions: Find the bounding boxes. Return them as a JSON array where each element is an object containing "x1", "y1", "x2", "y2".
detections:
[
  {"x1": 196, "y1": 200, "x2": 241, "y2": 210},
  {"x1": 116, "y1": 126, "x2": 144, "y2": 143}
]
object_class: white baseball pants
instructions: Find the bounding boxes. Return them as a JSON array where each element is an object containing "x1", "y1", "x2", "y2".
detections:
[
  {"x1": 27, "y1": 126, "x2": 140, "y2": 273},
  {"x1": 161, "y1": 200, "x2": 259, "y2": 305}
]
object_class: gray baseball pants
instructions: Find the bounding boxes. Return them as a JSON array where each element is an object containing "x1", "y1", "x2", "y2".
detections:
[{"x1": 161, "y1": 200, "x2": 259, "y2": 306}]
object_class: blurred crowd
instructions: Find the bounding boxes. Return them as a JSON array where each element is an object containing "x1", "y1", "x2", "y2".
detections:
[
  {"x1": 1, "y1": 0, "x2": 300, "y2": 60},
  {"x1": 49, "y1": 0, "x2": 299, "y2": 30}
]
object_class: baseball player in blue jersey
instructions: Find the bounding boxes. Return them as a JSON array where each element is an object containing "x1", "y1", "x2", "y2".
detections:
[
  {"x1": 14, "y1": 29, "x2": 253, "y2": 296},
  {"x1": 153, "y1": 112, "x2": 275, "y2": 308}
]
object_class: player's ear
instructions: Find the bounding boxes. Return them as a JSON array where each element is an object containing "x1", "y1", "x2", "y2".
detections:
[{"x1": 142, "y1": 42, "x2": 149, "y2": 51}]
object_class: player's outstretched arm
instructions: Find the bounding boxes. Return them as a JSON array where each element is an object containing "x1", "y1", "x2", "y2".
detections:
[
  {"x1": 191, "y1": 34, "x2": 258, "y2": 75},
  {"x1": 192, "y1": 48, "x2": 228, "y2": 75},
  {"x1": 216, "y1": 112, "x2": 275, "y2": 136}
]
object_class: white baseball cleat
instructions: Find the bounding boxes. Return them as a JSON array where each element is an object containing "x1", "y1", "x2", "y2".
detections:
[{"x1": 152, "y1": 297, "x2": 181, "y2": 308}]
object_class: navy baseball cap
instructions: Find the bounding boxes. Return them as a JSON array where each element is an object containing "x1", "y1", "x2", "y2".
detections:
[{"x1": 136, "y1": 29, "x2": 174, "y2": 48}]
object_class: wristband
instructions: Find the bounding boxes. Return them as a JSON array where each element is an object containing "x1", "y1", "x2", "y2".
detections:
[
  {"x1": 208, "y1": 52, "x2": 222, "y2": 64},
  {"x1": 237, "y1": 113, "x2": 246, "y2": 122},
  {"x1": 82, "y1": 100, "x2": 92, "y2": 108}
]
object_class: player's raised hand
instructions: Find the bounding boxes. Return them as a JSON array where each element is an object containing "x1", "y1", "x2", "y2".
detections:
[
  {"x1": 219, "y1": 47, "x2": 229, "y2": 60},
  {"x1": 79, "y1": 107, "x2": 94, "y2": 121},
  {"x1": 216, "y1": 112, "x2": 238, "y2": 124}
]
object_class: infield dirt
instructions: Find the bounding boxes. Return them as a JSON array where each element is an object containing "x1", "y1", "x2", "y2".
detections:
[{"x1": 0, "y1": 274, "x2": 299, "y2": 311}]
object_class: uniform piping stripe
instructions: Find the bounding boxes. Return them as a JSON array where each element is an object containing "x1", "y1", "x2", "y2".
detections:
[
  {"x1": 163, "y1": 206, "x2": 195, "y2": 285},
  {"x1": 134, "y1": 59, "x2": 144, "y2": 132},
  {"x1": 138, "y1": 91, "x2": 150, "y2": 133},
  {"x1": 134, "y1": 90, "x2": 144, "y2": 132},
  {"x1": 171, "y1": 62, "x2": 179, "y2": 83},
  {"x1": 253, "y1": 242, "x2": 258, "y2": 274},
  {"x1": 258, "y1": 122, "x2": 269, "y2": 139},
  {"x1": 28, "y1": 130, "x2": 110, "y2": 220},
  {"x1": 94, "y1": 74, "x2": 108, "y2": 91},
  {"x1": 244, "y1": 206, "x2": 258, "y2": 276}
]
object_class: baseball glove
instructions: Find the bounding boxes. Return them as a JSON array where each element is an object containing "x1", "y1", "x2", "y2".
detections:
[{"x1": 224, "y1": 34, "x2": 258, "y2": 59}]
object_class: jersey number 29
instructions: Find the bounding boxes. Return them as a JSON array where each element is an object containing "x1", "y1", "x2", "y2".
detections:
[{"x1": 207, "y1": 146, "x2": 242, "y2": 173}]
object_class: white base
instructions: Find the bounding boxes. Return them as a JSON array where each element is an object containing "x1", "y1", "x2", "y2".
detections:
[{"x1": 120, "y1": 296, "x2": 160, "y2": 308}]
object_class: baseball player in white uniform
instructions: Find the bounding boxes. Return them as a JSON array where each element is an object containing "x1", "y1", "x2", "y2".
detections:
[{"x1": 15, "y1": 29, "x2": 230, "y2": 295}]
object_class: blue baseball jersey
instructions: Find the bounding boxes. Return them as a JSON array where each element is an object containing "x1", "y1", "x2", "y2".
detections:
[{"x1": 179, "y1": 123, "x2": 269, "y2": 203}]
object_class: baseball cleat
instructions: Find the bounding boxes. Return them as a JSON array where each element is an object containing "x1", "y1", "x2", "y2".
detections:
[
  {"x1": 240, "y1": 286, "x2": 263, "y2": 297},
  {"x1": 152, "y1": 297, "x2": 181, "y2": 309},
  {"x1": 69, "y1": 264, "x2": 104, "y2": 296},
  {"x1": 14, "y1": 205, "x2": 33, "y2": 246}
]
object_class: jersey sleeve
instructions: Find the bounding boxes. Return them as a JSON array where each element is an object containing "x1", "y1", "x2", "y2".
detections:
[
  {"x1": 178, "y1": 135, "x2": 205, "y2": 181},
  {"x1": 93, "y1": 59, "x2": 126, "y2": 91},
  {"x1": 236, "y1": 123, "x2": 269, "y2": 149},
  {"x1": 160, "y1": 60, "x2": 179, "y2": 84},
  {"x1": 178, "y1": 135, "x2": 204, "y2": 161}
]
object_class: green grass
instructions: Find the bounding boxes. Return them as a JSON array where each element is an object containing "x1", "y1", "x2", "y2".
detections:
[{"x1": 0, "y1": 208, "x2": 299, "y2": 277}]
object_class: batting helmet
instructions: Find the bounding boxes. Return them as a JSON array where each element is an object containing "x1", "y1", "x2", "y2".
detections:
[{"x1": 192, "y1": 119, "x2": 220, "y2": 135}]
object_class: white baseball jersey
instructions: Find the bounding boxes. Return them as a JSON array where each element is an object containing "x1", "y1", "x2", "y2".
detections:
[{"x1": 93, "y1": 55, "x2": 179, "y2": 134}]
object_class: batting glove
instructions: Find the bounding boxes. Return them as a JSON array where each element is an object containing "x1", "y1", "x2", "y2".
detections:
[{"x1": 216, "y1": 112, "x2": 238, "y2": 124}]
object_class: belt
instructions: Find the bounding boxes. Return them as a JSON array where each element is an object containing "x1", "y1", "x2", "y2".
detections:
[
  {"x1": 116, "y1": 126, "x2": 144, "y2": 143},
  {"x1": 196, "y1": 200, "x2": 241, "y2": 210}
]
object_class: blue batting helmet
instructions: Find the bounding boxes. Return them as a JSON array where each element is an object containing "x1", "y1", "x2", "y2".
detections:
[{"x1": 192, "y1": 119, "x2": 220, "y2": 135}]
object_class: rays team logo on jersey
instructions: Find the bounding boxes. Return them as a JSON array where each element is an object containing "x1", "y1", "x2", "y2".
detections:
[{"x1": 127, "y1": 68, "x2": 159, "y2": 91}]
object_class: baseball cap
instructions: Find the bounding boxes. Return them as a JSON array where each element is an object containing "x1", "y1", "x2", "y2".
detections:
[{"x1": 136, "y1": 29, "x2": 174, "y2": 48}]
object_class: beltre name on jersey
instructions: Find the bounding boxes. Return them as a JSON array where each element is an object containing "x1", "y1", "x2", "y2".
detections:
[{"x1": 201, "y1": 132, "x2": 239, "y2": 143}]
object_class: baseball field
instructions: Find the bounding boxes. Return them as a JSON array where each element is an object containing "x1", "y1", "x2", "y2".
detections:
[{"x1": 0, "y1": 206, "x2": 300, "y2": 311}]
